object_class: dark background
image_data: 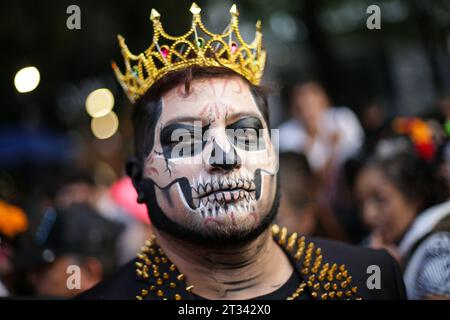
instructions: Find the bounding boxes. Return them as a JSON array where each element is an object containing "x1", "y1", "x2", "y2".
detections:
[{"x1": 1, "y1": 0, "x2": 449, "y2": 199}]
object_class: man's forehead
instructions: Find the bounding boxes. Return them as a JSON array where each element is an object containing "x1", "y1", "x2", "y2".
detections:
[{"x1": 160, "y1": 76, "x2": 259, "y2": 118}]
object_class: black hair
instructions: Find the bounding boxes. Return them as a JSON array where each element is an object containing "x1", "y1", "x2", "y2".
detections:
[{"x1": 358, "y1": 139, "x2": 448, "y2": 213}]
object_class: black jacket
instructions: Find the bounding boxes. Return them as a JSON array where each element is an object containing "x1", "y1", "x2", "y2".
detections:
[{"x1": 76, "y1": 233, "x2": 406, "y2": 300}]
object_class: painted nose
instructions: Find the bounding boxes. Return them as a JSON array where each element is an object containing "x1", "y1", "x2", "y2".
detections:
[{"x1": 208, "y1": 138, "x2": 241, "y2": 172}]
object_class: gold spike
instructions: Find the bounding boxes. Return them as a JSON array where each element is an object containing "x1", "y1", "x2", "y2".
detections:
[
  {"x1": 186, "y1": 285, "x2": 194, "y2": 292},
  {"x1": 150, "y1": 9, "x2": 161, "y2": 21},
  {"x1": 177, "y1": 274, "x2": 185, "y2": 281},
  {"x1": 229, "y1": 4, "x2": 239, "y2": 16},
  {"x1": 256, "y1": 20, "x2": 261, "y2": 31},
  {"x1": 174, "y1": 294, "x2": 182, "y2": 300},
  {"x1": 287, "y1": 232, "x2": 298, "y2": 250},
  {"x1": 190, "y1": 3, "x2": 201, "y2": 15},
  {"x1": 271, "y1": 224, "x2": 280, "y2": 235},
  {"x1": 279, "y1": 227, "x2": 287, "y2": 245}
]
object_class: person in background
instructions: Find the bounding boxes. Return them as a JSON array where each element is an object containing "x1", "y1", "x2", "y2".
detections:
[
  {"x1": 54, "y1": 173, "x2": 152, "y2": 264},
  {"x1": 276, "y1": 152, "x2": 348, "y2": 241},
  {"x1": 279, "y1": 81, "x2": 364, "y2": 195},
  {"x1": 0, "y1": 200, "x2": 28, "y2": 297},
  {"x1": 12, "y1": 203, "x2": 123, "y2": 298},
  {"x1": 355, "y1": 124, "x2": 450, "y2": 299}
]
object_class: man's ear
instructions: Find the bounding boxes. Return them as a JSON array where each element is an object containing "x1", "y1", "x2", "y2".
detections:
[{"x1": 126, "y1": 156, "x2": 145, "y2": 203}]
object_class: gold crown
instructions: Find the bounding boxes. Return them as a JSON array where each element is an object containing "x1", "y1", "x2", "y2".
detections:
[{"x1": 112, "y1": 3, "x2": 266, "y2": 103}]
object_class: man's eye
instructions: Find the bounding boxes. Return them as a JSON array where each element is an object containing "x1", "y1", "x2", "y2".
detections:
[
  {"x1": 163, "y1": 133, "x2": 203, "y2": 158},
  {"x1": 229, "y1": 128, "x2": 264, "y2": 151}
]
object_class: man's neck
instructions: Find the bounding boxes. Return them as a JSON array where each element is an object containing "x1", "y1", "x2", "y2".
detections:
[{"x1": 153, "y1": 228, "x2": 294, "y2": 300}]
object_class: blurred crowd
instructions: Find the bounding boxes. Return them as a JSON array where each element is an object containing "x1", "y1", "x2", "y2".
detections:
[
  {"x1": 1, "y1": 80, "x2": 450, "y2": 299},
  {"x1": 276, "y1": 81, "x2": 450, "y2": 299},
  {"x1": 0, "y1": 174, "x2": 152, "y2": 298}
]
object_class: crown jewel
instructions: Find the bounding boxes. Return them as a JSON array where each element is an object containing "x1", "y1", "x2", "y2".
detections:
[{"x1": 112, "y1": 3, "x2": 266, "y2": 103}]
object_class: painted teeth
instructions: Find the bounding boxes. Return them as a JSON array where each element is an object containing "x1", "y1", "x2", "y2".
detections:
[
  {"x1": 237, "y1": 179, "x2": 243, "y2": 188},
  {"x1": 205, "y1": 183, "x2": 212, "y2": 193},
  {"x1": 216, "y1": 192, "x2": 224, "y2": 202},
  {"x1": 200, "y1": 207, "x2": 206, "y2": 219},
  {"x1": 250, "y1": 180, "x2": 256, "y2": 189},
  {"x1": 243, "y1": 179, "x2": 250, "y2": 189}
]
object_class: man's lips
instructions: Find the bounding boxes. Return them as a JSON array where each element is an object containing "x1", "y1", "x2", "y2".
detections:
[
  {"x1": 192, "y1": 188, "x2": 256, "y2": 208},
  {"x1": 194, "y1": 187, "x2": 256, "y2": 200},
  {"x1": 192, "y1": 176, "x2": 256, "y2": 198}
]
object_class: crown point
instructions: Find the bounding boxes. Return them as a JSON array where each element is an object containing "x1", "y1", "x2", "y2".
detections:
[
  {"x1": 229, "y1": 4, "x2": 239, "y2": 16},
  {"x1": 256, "y1": 20, "x2": 262, "y2": 31},
  {"x1": 117, "y1": 34, "x2": 125, "y2": 44},
  {"x1": 190, "y1": 3, "x2": 201, "y2": 15},
  {"x1": 150, "y1": 8, "x2": 161, "y2": 21}
]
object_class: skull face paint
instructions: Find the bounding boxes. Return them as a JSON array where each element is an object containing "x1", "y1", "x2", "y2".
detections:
[{"x1": 141, "y1": 76, "x2": 278, "y2": 240}]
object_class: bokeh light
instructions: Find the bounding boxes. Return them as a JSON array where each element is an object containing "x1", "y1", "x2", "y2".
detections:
[
  {"x1": 85, "y1": 88, "x2": 115, "y2": 118},
  {"x1": 14, "y1": 66, "x2": 40, "y2": 93},
  {"x1": 90, "y1": 111, "x2": 119, "y2": 139}
]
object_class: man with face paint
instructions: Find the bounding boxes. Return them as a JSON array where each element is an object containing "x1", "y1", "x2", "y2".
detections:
[{"x1": 77, "y1": 3, "x2": 406, "y2": 300}]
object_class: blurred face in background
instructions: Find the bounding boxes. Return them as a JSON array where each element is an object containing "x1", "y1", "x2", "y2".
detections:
[
  {"x1": 356, "y1": 166, "x2": 418, "y2": 244},
  {"x1": 291, "y1": 82, "x2": 330, "y2": 134}
]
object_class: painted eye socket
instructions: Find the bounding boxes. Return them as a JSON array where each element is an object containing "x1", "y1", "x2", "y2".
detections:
[
  {"x1": 161, "y1": 124, "x2": 205, "y2": 158},
  {"x1": 226, "y1": 117, "x2": 266, "y2": 151},
  {"x1": 229, "y1": 128, "x2": 260, "y2": 150}
]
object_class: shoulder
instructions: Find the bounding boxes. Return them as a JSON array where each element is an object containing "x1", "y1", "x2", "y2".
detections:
[
  {"x1": 275, "y1": 229, "x2": 406, "y2": 300},
  {"x1": 310, "y1": 237, "x2": 406, "y2": 300},
  {"x1": 74, "y1": 259, "x2": 145, "y2": 300},
  {"x1": 404, "y1": 232, "x2": 450, "y2": 299}
]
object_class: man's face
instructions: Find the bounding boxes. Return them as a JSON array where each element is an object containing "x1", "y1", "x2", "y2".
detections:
[{"x1": 140, "y1": 76, "x2": 278, "y2": 241}]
